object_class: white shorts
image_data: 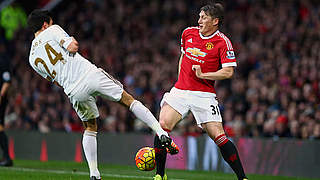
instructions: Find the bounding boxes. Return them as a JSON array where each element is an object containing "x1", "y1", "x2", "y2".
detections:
[
  {"x1": 160, "y1": 87, "x2": 222, "y2": 127},
  {"x1": 68, "y1": 68, "x2": 123, "y2": 121}
]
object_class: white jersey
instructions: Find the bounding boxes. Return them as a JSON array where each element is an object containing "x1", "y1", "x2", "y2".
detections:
[{"x1": 29, "y1": 25, "x2": 97, "y2": 95}]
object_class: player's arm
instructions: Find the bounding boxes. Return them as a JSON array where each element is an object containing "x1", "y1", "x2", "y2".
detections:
[
  {"x1": 193, "y1": 37, "x2": 237, "y2": 80},
  {"x1": 0, "y1": 83, "x2": 10, "y2": 96},
  {"x1": 178, "y1": 53, "x2": 184, "y2": 76},
  {"x1": 0, "y1": 82, "x2": 10, "y2": 97},
  {"x1": 65, "y1": 37, "x2": 78, "y2": 53},
  {"x1": 0, "y1": 82, "x2": 9, "y2": 105},
  {"x1": 178, "y1": 28, "x2": 187, "y2": 77},
  {"x1": 52, "y1": 25, "x2": 79, "y2": 53},
  {"x1": 59, "y1": 36, "x2": 78, "y2": 53},
  {"x1": 192, "y1": 65, "x2": 234, "y2": 80}
]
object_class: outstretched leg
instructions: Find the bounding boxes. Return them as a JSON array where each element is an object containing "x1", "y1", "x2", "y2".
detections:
[
  {"x1": 119, "y1": 90, "x2": 168, "y2": 137},
  {"x1": 83, "y1": 119, "x2": 101, "y2": 180},
  {"x1": 203, "y1": 122, "x2": 248, "y2": 180}
]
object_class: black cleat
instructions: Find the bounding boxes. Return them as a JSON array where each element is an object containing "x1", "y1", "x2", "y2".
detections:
[
  {"x1": 0, "y1": 159, "x2": 13, "y2": 167},
  {"x1": 160, "y1": 135, "x2": 179, "y2": 155},
  {"x1": 90, "y1": 176, "x2": 101, "y2": 180}
]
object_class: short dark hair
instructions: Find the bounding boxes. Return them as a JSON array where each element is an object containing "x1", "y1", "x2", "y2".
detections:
[
  {"x1": 200, "y1": 3, "x2": 224, "y2": 27},
  {"x1": 27, "y1": 9, "x2": 52, "y2": 33}
]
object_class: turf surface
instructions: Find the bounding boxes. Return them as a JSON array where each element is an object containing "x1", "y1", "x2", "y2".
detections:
[{"x1": 0, "y1": 159, "x2": 317, "y2": 180}]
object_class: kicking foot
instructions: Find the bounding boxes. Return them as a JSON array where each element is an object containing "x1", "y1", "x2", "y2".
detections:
[{"x1": 160, "y1": 135, "x2": 179, "y2": 155}]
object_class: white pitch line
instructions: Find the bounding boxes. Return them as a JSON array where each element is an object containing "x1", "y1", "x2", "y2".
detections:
[{"x1": 2, "y1": 167, "x2": 184, "y2": 180}]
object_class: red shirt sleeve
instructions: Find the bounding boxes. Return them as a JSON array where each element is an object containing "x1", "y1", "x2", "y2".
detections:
[
  {"x1": 180, "y1": 28, "x2": 187, "y2": 54},
  {"x1": 219, "y1": 37, "x2": 237, "y2": 68}
]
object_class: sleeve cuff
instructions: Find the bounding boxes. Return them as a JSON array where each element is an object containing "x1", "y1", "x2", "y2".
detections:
[
  {"x1": 181, "y1": 47, "x2": 185, "y2": 54},
  {"x1": 222, "y1": 62, "x2": 237, "y2": 67},
  {"x1": 61, "y1": 37, "x2": 73, "y2": 49}
]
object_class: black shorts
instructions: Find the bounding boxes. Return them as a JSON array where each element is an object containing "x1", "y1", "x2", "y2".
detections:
[{"x1": 0, "y1": 95, "x2": 8, "y2": 126}]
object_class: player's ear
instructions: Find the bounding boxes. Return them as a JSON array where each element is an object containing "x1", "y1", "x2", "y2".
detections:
[
  {"x1": 212, "y1": 17, "x2": 219, "y2": 26},
  {"x1": 42, "y1": 21, "x2": 50, "y2": 30}
]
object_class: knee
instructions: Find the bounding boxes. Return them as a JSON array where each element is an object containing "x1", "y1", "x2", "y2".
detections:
[
  {"x1": 159, "y1": 120, "x2": 168, "y2": 129},
  {"x1": 120, "y1": 91, "x2": 135, "y2": 107},
  {"x1": 203, "y1": 122, "x2": 225, "y2": 140},
  {"x1": 85, "y1": 126, "x2": 97, "y2": 132},
  {"x1": 83, "y1": 119, "x2": 98, "y2": 132},
  {"x1": 159, "y1": 115, "x2": 173, "y2": 130}
]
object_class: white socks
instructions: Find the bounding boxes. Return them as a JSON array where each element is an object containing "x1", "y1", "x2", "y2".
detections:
[
  {"x1": 129, "y1": 100, "x2": 168, "y2": 137},
  {"x1": 83, "y1": 130, "x2": 100, "y2": 179}
]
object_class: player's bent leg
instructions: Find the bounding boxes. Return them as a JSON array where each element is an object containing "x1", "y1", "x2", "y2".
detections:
[
  {"x1": 159, "y1": 103, "x2": 181, "y2": 155},
  {"x1": 119, "y1": 90, "x2": 168, "y2": 137},
  {"x1": 159, "y1": 103, "x2": 182, "y2": 131},
  {"x1": 154, "y1": 103, "x2": 181, "y2": 179},
  {"x1": 82, "y1": 119, "x2": 101, "y2": 180},
  {"x1": 202, "y1": 122, "x2": 248, "y2": 180}
]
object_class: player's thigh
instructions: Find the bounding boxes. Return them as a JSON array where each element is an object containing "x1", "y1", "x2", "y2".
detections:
[
  {"x1": 70, "y1": 95, "x2": 99, "y2": 122},
  {"x1": 159, "y1": 103, "x2": 182, "y2": 130},
  {"x1": 92, "y1": 68, "x2": 124, "y2": 102},
  {"x1": 159, "y1": 88, "x2": 189, "y2": 130},
  {"x1": 83, "y1": 118, "x2": 98, "y2": 132},
  {"x1": 190, "y1": 95, "x2": 222, "y2": 127},
  {"x1": 202, "y1": 121, "x2": 225, "y2": 140}
]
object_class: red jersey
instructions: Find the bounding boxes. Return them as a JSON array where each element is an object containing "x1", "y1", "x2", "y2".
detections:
[{"x1": 174, "y1": 27, "x2": 237, "y2": 94}]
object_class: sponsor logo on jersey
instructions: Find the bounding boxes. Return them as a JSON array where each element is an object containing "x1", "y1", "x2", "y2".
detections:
[
  {"x1": 185, "y1": 54, "x2": 205, "y2": 64},
  {"x1": 187, "y1": 38, "x2": 193, "y2": 43},
  {"x1": 205, "y1": 42, "x2": 214, "y2": 50},
  {"x1": 226, "y1": 51, "x2": 235, "y2": 59},
  {"x1": 186, "y1": 47, "x2": 207, "y2": 57}
]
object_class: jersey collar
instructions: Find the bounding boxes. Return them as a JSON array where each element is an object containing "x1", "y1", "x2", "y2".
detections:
[{"x1": 199, "y1": 30, "x2": 219, "y2": 39}]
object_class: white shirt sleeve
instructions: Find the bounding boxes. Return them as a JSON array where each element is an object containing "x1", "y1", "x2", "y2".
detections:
[{"x1": 50, "y1": 25, "x2": 73, "y2": 49}]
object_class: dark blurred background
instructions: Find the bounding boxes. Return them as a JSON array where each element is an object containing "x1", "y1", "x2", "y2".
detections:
[{"x1": 1, "y1": 0, "x2": 319, "y2": 140}]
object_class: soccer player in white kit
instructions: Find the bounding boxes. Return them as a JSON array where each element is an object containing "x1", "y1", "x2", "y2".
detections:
[
  {"x1": 27, "y1": 10, "x2": 178, "y2": 180},
  {"x1": 153, "y1": 3, "x2": 248, "y2": 180}
]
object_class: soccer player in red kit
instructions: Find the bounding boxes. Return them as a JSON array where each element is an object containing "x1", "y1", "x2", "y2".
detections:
[{"x1": 153, "y1": 3, "x2": 248, "y2": 180}]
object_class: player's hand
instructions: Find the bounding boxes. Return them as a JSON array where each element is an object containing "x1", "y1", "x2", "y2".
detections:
[{"x1": 192, "y1": 65, "x2": 203, "y2": 79}]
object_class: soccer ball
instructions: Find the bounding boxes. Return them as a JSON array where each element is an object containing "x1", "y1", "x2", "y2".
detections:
[{"x1": 135, "y1": 147, "x2": 156, "y2": 171}]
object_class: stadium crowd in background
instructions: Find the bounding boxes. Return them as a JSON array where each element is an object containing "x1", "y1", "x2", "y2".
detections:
[{"x1": 1, "y1": 0, "x2": 320, "y2": 140}]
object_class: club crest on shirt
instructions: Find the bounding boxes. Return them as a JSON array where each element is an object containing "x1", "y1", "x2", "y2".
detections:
[
  {"x1": 205, "y1": 42, "x2": 214, "y2": 50},
  {"x1": 186, "y1": 47, "x2": 207, "y2": 57}
]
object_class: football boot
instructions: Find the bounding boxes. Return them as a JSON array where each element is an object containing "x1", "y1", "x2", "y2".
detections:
[
  {"x1": 90, "y1": 176, "x2": 101, "y2": 180},
  {"x1": 153, "y1": 174, "x2": 167, "y2": 180},
  {"x1": 160, "y1": 135, "x2": 179, "y2": 155},
  {"x1": 0, "y1": 159, "x2": 13, "y2": 167}
]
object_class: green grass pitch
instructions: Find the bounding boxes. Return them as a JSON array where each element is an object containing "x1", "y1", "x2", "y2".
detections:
[{"x1": 0, "y1": 159, "x2": 317, "y2": 180}]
